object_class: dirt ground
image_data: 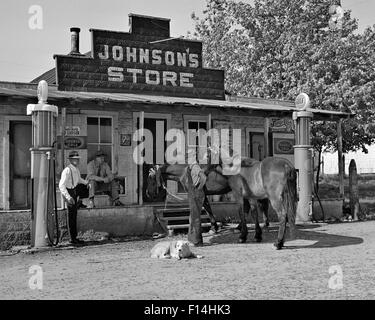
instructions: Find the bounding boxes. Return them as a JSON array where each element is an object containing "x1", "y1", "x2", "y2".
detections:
[{"x1": 1, "y1": 221, "x2": 375, "y2": 300}]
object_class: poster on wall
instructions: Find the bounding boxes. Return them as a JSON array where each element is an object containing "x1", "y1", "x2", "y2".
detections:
[
  {"x1": 270, "y1": 118, "x2": 294, "y2": 133},
  {"x1": 120, "y1": 133, "x2": 132, "y2": 146},
  {"x1": 64, "y1": 126, "x2": 80, "y2": 136},
  {"x1": 116, "y1": 176, "x2": 127, "y2": 195},
  {"x1": 273, "y1": 138, "x2": 294, "y2": 155}
]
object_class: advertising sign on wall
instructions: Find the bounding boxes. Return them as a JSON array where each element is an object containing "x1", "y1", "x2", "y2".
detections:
[
  {"x1": 270, "y1": 118, "x2": 294, "y2": 133},
  {"x1": 273, "y1": 138, "x2": 294, "y2": 155},
  {"x1": 57, "y1": 136, "x2": 87, "y2": 150}
]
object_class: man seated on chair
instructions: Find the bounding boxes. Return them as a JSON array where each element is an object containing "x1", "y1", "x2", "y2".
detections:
[{"x1": 86, "y1": 150, "x2": 123, "y2": 208}]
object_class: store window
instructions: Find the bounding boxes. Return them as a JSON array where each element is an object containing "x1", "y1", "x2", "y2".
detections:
[
  {"x1": 187, "y1": 120, "x2": 207, "y2": 162},
  {"x1": 87, "y1": 117, "x2": 113, "y2": 166},
  {"x1": 176, "y1": 120, "x2": 207, "y2": 193}
]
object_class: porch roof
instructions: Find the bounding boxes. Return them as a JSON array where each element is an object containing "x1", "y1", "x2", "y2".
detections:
[{"x1": 0, "y1": 81, "x2": 353, "y2": 121}]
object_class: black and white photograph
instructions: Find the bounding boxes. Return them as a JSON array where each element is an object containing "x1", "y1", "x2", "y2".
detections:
[{"x1": 1, "y1": 0, "x2": 375, "y2": 306}]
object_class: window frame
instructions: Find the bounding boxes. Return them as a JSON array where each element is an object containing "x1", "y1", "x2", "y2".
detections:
[
  {"x1": 87, "y1": 115, "x2": 114, "y2": 168},
  {"x1": 82, "y1": 111, "x2": 118, "y2": 172}
]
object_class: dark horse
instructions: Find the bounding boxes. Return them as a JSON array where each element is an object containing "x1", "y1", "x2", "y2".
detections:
[{"x1": 147, "y1": 157, "x2": 297, "y2": 249}]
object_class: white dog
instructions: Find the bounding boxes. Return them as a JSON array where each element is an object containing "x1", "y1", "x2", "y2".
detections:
[{"x1": 150, "y1": 240, "x2": 203, "y2": 260}]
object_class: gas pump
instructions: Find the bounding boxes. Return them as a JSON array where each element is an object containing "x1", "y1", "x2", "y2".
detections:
[
  {"x1": 27, "y1": 80, "x2": 59, "y2": 248},
  {"x1": 293, "y1": 93, "x2": 314, "y2": 223}
]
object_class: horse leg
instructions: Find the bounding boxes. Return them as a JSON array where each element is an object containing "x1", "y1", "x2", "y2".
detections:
[
  {"x1": 259, "y1": 199, "x2": 270, "y2": 229},
  {"x1": 270, "y1": 199, "x2": 287, "y2": 250},
  {"x1": 234, "y1": 195, "x2": 248, "y2": 243},
  {"x1": 203, "y1": 196, "x2": 219, "y2": 234},
  {"x1": 228, "y1": 176, "x2": 248, "y2": 243},
  {"x1": 253, "y1": 200, "x2": 262, "y2": 242}
]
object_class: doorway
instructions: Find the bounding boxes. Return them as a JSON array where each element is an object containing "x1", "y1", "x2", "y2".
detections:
[
  {"x1": 249, "y1": 132, "x2": 265, "y2": 161},
  {"x1": 140, "y1": 117, "x2": 167, "y2": 203},
  {"x1": 9, "y1": 121, "x2": 32, "y2": 209}
]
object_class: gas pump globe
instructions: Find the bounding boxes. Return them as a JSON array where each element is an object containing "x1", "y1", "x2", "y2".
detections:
[
  {"x1": 27, "y1": 80, "x2": 58, "y2": 248},
  {"x1": 293, "y1": 93, "x2": 313, "y2": 223}
]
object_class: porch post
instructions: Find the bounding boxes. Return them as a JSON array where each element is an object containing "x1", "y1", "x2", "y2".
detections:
[
  {"x1": 264, "y1": 118, "x2": 270, "y2": 157},
  {"x1": 138, "y1": 111, "x2": 144, "y2": 205}
]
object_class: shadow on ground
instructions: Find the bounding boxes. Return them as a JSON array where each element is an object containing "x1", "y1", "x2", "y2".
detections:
[{"x1": 207, "y1": 223, "x2": 364, "y2": 249}]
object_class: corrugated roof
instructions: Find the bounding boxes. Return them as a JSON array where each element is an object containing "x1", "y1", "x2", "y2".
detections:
[{"x1": 0, "y1": 81, "x2": 353, "y2": 121}]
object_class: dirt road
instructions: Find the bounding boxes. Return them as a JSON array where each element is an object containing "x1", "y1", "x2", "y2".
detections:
[{"x1": 1, "y1": 221, "x2": 374, "y2": 300}]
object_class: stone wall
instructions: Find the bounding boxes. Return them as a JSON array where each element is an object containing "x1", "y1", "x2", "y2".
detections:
[
  {"x1": 0, "y1": 206, "x2": 157, "y2": 250},
  {"x1": 0, "y1": 211, "x2": 32, "y2": 250}
]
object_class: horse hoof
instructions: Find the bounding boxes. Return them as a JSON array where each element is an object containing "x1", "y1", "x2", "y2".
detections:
[
  {"x1": 273, "y1": 242, "x2": 283, "y2": 250},
  {"x1": 238, "y1": 238, "x2": 247, "y2": 243}
]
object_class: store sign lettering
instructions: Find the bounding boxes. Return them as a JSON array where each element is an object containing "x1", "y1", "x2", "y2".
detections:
[
  {"x1": 54, "y1": 29, "x2": 224, "y2": 99},
  {"x1": 98, "y1": 46, "x2": 197, "y2": 88}
]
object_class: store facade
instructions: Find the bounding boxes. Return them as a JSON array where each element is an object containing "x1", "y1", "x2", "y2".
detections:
[{"x1": 0, "y1": 14, "x2": 351, "y2": 249}]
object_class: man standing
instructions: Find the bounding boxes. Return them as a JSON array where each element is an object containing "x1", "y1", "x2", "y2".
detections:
[
  {"x1": 59, "y1": 151, "x2": 90, "y2": 245},
  {"x1": 86, "y1": 150, "x2": 123, "y2": 208}
]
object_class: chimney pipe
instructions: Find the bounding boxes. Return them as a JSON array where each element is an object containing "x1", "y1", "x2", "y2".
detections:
[{"x1": 69, "y1": 27, "x2": 81, "y2": 55}]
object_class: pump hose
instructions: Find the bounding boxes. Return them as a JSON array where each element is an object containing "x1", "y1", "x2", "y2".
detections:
[
  {"x1": 46, "y1": 145, "x2": 60, "y2": 246},
  {"x1": 313, "y1": 184, "x2": 325, "y2": 223}
]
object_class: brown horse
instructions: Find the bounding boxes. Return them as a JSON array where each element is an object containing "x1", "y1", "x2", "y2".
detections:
[
  {"x1": 147, "y1": 157, "x2": 297, "y2": 249},
  {"x1": 225, "y1": 157, "x2": 297, "y2": 249}
]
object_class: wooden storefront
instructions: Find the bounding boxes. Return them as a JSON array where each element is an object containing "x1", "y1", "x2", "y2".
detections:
[{"x1": 0, "y1": 14, "x2": 352, "y2": 249}]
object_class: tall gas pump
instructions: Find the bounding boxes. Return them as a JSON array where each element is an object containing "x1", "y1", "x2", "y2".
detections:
[
  {"x1": 293, "y1": 93, "x2": 314, "y2": 223},
  {"x1": 27, "y1": 80, "x2": 59, "y2": 248}
]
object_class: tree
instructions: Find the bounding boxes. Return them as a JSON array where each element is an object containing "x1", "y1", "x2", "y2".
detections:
[{"x1": 190, "y1": 0, "x2": 375, "y2": 154}]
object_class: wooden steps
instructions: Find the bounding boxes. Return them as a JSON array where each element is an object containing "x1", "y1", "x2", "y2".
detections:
[{"x1": 155, "y1": 206, "x2": 221, "y2": 236}]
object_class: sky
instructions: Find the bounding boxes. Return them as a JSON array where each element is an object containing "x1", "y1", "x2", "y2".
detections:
[{"x1": 0, "y1": 0, "x2": 374, "y2": 83}]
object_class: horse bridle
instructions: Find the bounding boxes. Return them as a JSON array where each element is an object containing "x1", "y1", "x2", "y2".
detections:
[{"x1": 156, "y1": 166, "x2": 186, "y2": 202}]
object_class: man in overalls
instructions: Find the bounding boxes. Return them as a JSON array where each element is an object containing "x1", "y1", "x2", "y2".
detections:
[
  {"x1": 59, "y1": 151, "x2": 90, "y2": 244},
  {"x1": 86, "y1": 150, "x2": 123, "y2": 208}
]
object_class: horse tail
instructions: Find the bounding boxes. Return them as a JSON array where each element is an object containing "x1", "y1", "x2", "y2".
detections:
[{"x1": 282, "y1": 165, "x2": 298, "y2": 230}]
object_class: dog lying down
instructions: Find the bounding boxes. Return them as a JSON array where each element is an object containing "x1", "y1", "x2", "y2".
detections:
[{"x1": 150, "y1": 240, "x2": 203, "y2": 260}]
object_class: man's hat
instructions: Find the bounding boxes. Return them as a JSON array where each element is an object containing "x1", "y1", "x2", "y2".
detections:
[
  {"x1": 68, "y1": 151, "x2": 81, "y2": 159},
  {"x1": 95, "y1": 150, "x2": 106, "y2": 157}
]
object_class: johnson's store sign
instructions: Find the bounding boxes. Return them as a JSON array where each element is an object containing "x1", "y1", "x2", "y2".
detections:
[
  {"x1": 98, "y1": 45, "x2": 199, "y2": 88},
  {"x1": 54, "y1": 16, "x2": 224, "y2": 99}
]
